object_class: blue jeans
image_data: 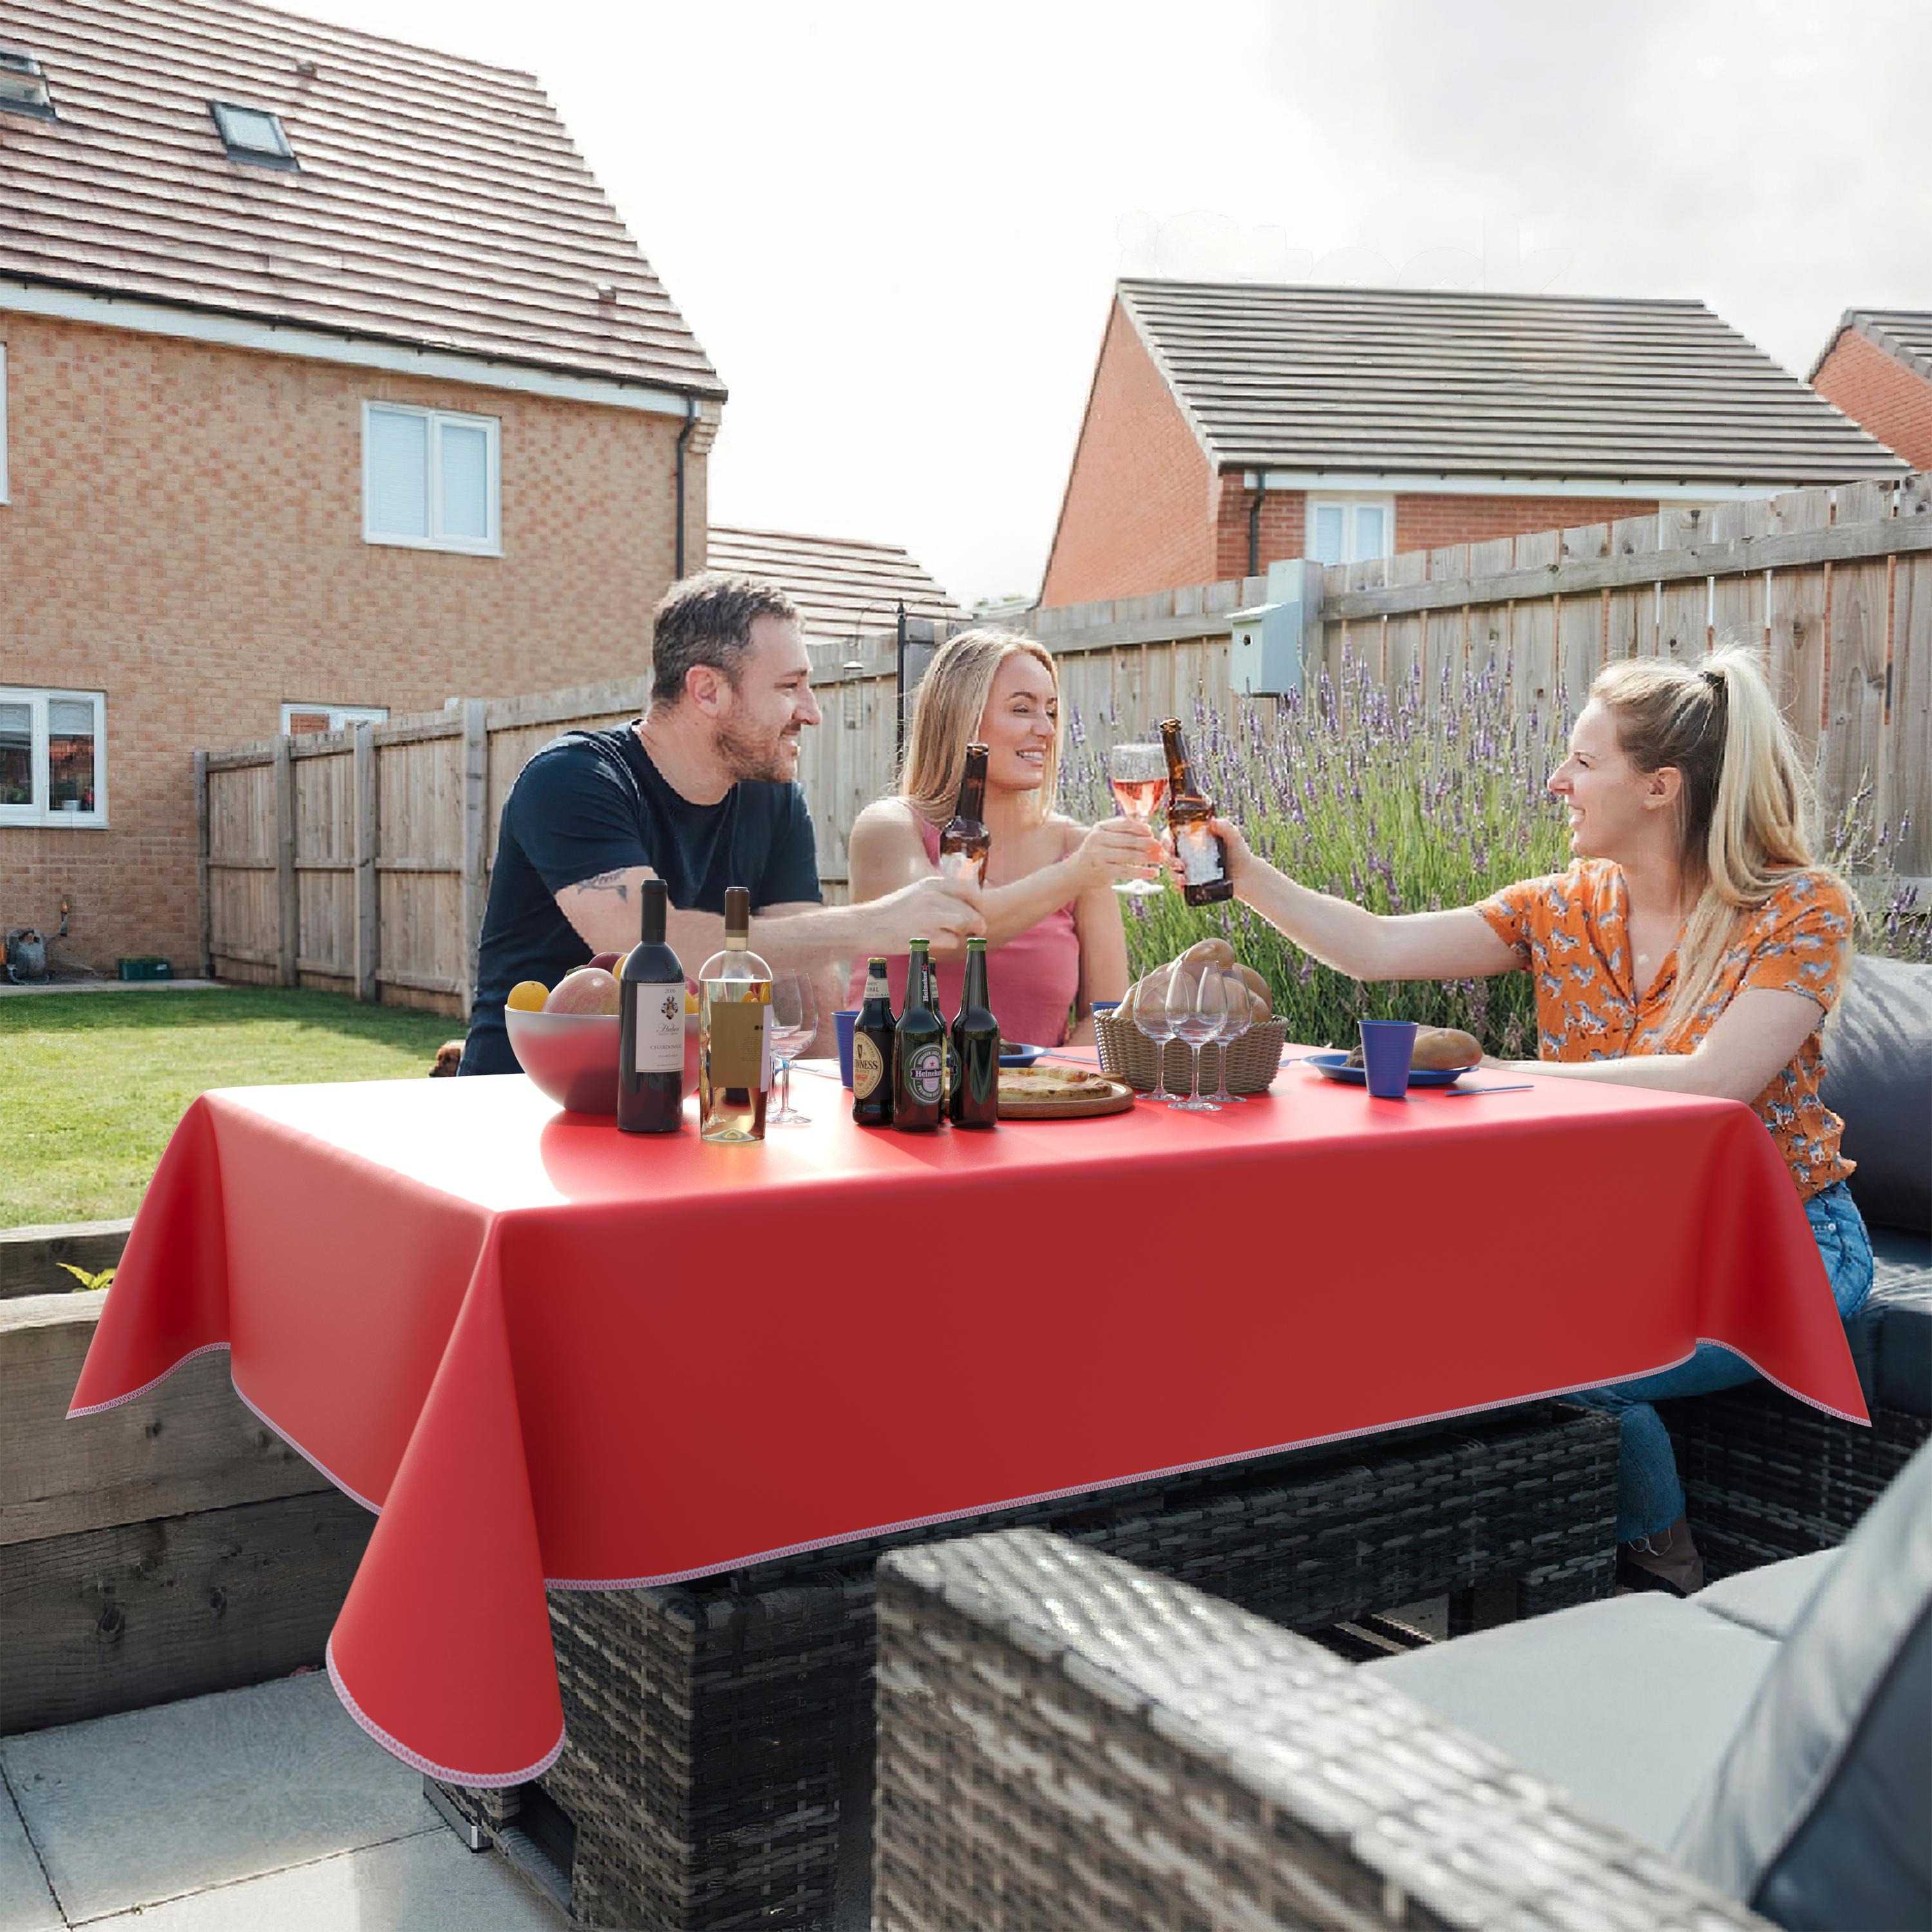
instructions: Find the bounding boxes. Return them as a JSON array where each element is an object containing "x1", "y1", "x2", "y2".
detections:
[{"x1": 1570, "y1": 1180, "x2": 1874, "y2": 1543}]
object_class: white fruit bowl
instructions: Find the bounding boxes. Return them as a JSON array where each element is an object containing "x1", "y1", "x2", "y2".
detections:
[{"x1": 504, "y1": 1006, "x2": 620, "y2": 1115}]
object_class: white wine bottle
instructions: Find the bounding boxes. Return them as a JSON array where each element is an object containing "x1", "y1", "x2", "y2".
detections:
[{"x1": 698, "y1": 886, "x2": 771, "y2": 1144}]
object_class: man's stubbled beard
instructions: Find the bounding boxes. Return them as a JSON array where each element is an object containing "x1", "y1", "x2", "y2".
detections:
[{"x1": 714, "y1": 704, "x2": 795, "y2": 785}]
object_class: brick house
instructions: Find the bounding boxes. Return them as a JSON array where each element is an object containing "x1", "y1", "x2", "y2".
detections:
[
  {"x1": 0, "y1": 0, "x2": 724, "y2": 976},
  {"x1": 1040, "y1": 280, "x2": 1908, "y2": 607},
  {"x1": 1808, "y1": 310, "x2": 1932, "y2": 473}
]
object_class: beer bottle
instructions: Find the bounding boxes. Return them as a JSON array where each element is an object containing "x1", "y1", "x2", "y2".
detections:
[
  {"x1": 927, "y1": 950, "x2": 954, "y2": 1112},
  {"x1": 892, "y1": 939, "x2": 947, "y2": 1132},
  {"x1": 851, "y1": 956, "x2": 896, "y2": 1127},
  {"x1": 937, "y1": 743, "x2": 992, "y2": 887},
  {"x1": 1160, "y1": 718, "x2": 1233, "y2": 907},
  {"x1": 950, "y1": 936, "x2": 1000, "y2": 1128}
]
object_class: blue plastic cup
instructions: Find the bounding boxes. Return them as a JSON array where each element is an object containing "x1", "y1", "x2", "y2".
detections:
[
  {"x1": 1359, "y1": 1019, "x2": 1417, "y2": 1099},
  {"x1": 835, "y1": 1010, "x2": 858, "y2": 1087}
]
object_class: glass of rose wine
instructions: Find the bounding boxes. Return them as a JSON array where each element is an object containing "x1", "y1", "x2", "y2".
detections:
[{"x1": 1106, "y1": 743, "x2": 1168, "y2": 897}]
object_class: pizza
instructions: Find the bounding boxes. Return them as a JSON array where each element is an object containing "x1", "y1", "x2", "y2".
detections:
[{"x1": 998, "y1": 1065, "x2": 1119, "y2": 1103}]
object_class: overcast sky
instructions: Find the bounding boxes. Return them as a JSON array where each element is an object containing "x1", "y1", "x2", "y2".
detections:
[{"x1": 296, "y1": 0, "x2": 1932, "y2": 605}]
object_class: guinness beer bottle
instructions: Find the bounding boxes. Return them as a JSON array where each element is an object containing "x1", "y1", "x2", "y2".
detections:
[
  {"x1": 1160, "y1": 718, "x2": 1233, "y2": 907},
  {"x1": 851, "y1": 956, "x2": 896, "y2": 1127},
  {"x1": 937, "y1": 743, "x2": 992, "y2": 887},
  {"x1": 892, "y1": 940, "x2": 947, "y2": 1132},
  {"x1": 950, "y1": 936, "x2": 1000, "y2": 1127}
]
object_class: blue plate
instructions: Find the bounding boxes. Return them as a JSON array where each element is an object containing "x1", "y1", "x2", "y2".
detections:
[
  {"x1": 999, "y1": 1043, "x2": 1047, "y2": 1068},
  {"x1": 1305, "y1": 1050, "x2": 1468, "y2": 1089}
]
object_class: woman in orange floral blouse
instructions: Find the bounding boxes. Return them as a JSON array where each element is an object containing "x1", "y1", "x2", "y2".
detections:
[{"x1": 1207, "y1": 645, "x2": 1873, "y2": 1594}]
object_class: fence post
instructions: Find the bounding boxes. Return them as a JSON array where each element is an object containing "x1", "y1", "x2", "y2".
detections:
[
  {"x1": 274, "y1": 734, "x2": 297, "y2": 987},
  {"x1": 354, "y1": 723, "x2": 378, "y2": 1003},
  {"x1": 460, "y1": 699, "x2": 488, "y2": 1021},
  {"x1": 194, "y1": 750, "x2": 212, "y2": 980}
]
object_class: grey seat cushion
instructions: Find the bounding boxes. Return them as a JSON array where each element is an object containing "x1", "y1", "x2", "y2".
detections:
[
  {"x1": 1672, "y1": 1437, "x2": 1932, "y2": 1930},
  {"x1": 1820, "y1": 955, "x2": 1931, "y2": 1237},
  {"x1": 1698, "y1": 1550, "x2": 1838, "y2": 1641},
  {"x1": 1367, "y1": 1591, "x2": 1779, "y2": 1852}
]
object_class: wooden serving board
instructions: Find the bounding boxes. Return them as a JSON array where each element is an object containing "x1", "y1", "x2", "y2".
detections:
[{"x1": 997, "y1": 1075, "x2": 1137, "y2": 1121}]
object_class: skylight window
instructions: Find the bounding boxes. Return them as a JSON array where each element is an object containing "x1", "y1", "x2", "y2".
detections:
[
  {"x1": 211, "y1": 100, "x2": 297, "y2": 167},
  {"x1": 0, "y1": 47, "x2": 55, "y2": 118}
]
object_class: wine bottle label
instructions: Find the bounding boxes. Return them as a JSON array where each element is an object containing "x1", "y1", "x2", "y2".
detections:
[
  {"x1": 634, "y1": 988, "x2": 685, "y2": 1074},
  {"x1": 1176, "y1": 822, "x2": 1224, "y2": 886},
  {"x1": 904, "y1": 1041, "x2": 943, "y2": 1105},
  {"x1": 853, "y1": 1034, "x2": 884, "y2": 1099},
  {"x1": 708, "y1": 1000, "x2": 765, "y2": 1086}
]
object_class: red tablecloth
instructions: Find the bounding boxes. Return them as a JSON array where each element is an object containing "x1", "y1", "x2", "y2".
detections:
[{"x1": 69, "y1": 1063, "x2": 1866, "y2": 1785}]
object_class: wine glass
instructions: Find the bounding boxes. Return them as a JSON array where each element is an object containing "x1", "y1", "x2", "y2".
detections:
[
  {"x1": 1169, "y1": 969, "x2": 1227, "y2": 1112},
  {"x1": 1106, "y1": 743, "x2": 1168, "y2": 897},
  {"x1": 1132, "y1": 962, "x2": 1180, "y2": 1104},
  {"x1": 1206, "y1": 969, "x2": 1250, "y2": 1104},
  {"x1": 766, "y1": 975, "x2": 819, "y2": 1127}
]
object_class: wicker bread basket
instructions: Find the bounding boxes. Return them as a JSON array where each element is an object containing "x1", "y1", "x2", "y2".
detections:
[{"x1": 1095, "y1": 1011, "x2": 1287, "y2": 1094}]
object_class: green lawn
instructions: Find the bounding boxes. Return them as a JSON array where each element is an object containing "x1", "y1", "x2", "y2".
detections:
[{"x1": 0, "y1": 988, "x2": 461, "y2": 1228}]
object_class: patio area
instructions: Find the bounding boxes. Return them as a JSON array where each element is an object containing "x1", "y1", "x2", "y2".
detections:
[{"x1": 0, "y1": 1674, "x2": 563, "y2": 1932}]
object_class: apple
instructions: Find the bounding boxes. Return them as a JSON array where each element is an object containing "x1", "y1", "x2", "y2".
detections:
[
  {"x1": 588, "y1": 952, "x2": 621, "y2": 973},
  {"x1": 544, "y1": 967, "x2": 621, "y2": 1015}
]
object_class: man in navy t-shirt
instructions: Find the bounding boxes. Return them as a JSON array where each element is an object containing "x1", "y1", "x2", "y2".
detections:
[{"x1": 461, "y1": 574, "x2": 983, "y2": 1074}]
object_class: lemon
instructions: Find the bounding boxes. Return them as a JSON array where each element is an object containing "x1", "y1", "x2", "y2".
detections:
[{"x1": 506, "y1": 980, "x2": 550, "y2": 1012}]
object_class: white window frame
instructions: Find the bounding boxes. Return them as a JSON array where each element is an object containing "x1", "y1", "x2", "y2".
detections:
[
  {"x1": 1, "y1": 341, "x2": 10, "y2": 504},
  {"x1": 281, "y1": 702, "x2": 390, "y2": 734},
  {"x1": 361, "y1": 401, "x2": 501, "y2": 556},
  {"x1": 0, "y1": 687, "x2": 108, "y2": 828},
  {"x1": 1307, "y1": 494, "x2": 1396, "y2": 567}
]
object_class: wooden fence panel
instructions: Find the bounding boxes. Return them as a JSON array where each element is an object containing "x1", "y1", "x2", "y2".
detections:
[
  {"x1": 1892, "y1": 553, "x2": 1932, "y2": 849},
  {"x1": 1824, "y1": 554, "x2": 1894, "y2": 835},
  {"x1": 1466, "y1": 539, "x2": 1514, "y2": 681},
  {"x1": 293, "y1": 745, "x2": 355, "y2": 983}
]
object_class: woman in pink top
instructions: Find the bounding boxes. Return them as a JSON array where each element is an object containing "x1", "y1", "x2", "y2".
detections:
[{"x1": 846, "y1": 630, "x2": 1161, "y2": 1046}]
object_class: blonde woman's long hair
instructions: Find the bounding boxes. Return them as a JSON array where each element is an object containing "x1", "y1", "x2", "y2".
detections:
[
  {"x1": 897, "y1": 629, "x2": 1061, "y2": 826},
  {"x1": 1593, "y1": 642, "x2": 1853, "y2": 1041}
]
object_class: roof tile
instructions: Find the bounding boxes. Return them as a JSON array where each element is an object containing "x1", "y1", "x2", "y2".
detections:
[
  {"x1": 707, "y1": 527, "x2": 960, "y2": 641},
  {"x1": 1121, "y1": 279, "x2": 1906, "y2": 485}
]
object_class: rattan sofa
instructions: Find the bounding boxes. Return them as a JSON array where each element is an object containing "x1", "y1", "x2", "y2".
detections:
[{"x1": 872, "y1": 1526, "x2": 1774, "y2": 1932}]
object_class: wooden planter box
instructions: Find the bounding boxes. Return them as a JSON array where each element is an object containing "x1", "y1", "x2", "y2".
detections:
[{"x1": 0, "y1": 1293, "x2": 373, "y2": 1734}]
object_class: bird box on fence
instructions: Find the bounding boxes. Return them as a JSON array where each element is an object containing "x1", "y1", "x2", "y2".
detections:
[{"x1": 1229, "y1": 558, "x2": 1318, "y2": 697}]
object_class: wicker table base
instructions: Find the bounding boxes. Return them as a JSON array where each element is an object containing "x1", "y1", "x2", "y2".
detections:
[{"x1": 435, "y1": 1400, "x2": 1617, "y2": 1932}]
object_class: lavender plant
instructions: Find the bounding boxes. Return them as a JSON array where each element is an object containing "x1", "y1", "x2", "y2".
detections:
[{"x1": 1064, "y1": 651, "x2": 1926, "y2": 1057}]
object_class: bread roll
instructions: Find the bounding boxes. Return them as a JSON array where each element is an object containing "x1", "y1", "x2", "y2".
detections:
[{"x1": 1412, "y1": 1026, "x2": 1482, "y2": 1070}]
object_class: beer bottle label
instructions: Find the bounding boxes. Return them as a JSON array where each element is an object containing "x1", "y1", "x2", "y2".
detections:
[
  {"x1": 905, "y1": 1041, "x2": 944, "y2": 1105},
  {"x1": 853, "y1": 1034, "x2": 885, "y2": 1099},
  {"x1": 938, "y1": 849, "x2": 979, "y2": 884},
  {"x1": 634, "y1": 989, "x2": 684, "y2": 1074},
  {"x1": 1176, "y1": 822, "x2": 1224, "y2": 886}
]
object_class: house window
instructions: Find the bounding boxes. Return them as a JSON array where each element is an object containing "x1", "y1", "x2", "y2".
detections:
[
  {"x1": 1307, "y1": 497, "x2": 1396, "y2": 567},
  {"x1": 363, "y1": 402, "x2": 500, "y2": 555},
  {"x1": 281, "y1": 703, "x2": 390, "y2": 735},
  {"x1": 211, "y1": 100, "x2": 296, "y2": 167},
  {"x1": 0, "y1": 687, "x2": 106, "y2": 827}
]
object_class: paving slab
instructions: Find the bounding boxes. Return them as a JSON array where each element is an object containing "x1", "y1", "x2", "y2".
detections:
[
  {"x1": 77, "y1": 1829, "x2": 567, "y2": 1931},
  {"x1": 0, "y1": 1675, "x2": 431, "y2": 1924},
  {"x1": 0, "y1": 1774, "x2": 61, "y2": 1932}
]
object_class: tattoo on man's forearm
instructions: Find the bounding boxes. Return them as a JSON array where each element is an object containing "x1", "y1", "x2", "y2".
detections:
[{"x1": 581, "y1": 870, "x2": 632, "y2": 902}]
